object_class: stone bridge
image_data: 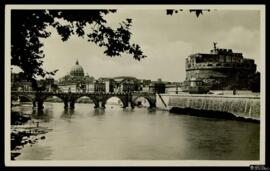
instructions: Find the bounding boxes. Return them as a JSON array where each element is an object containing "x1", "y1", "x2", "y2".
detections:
[{"x1": 11, "y1": 91, "x2": 156, "y2": 110}]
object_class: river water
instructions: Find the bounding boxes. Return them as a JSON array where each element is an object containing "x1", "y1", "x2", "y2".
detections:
[{"x1": 13, "y1": 102, "x2": 259, "y2": 160}]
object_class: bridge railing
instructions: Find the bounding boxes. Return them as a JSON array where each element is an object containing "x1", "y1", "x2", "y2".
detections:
[{"x1": 11, "y1": 91, "x2": 156, "y2": 96}]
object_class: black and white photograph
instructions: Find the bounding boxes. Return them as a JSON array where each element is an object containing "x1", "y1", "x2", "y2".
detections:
[{"x1": 4, "y1": 5, "x2": 266, "y2": 166}]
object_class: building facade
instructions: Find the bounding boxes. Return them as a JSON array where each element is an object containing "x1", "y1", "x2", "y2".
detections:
[
  {"x1": 113, "y1": 76, "x2": 142, "y2": 93},
  {"x1": 11, "y1": 72, "x2": 32, "y2": 92},
  {"x1": 58, "y1": 60, "x2": 95, "y2": 93},
  {"x1": 183, "y1": 43, "x2": 258, "y2": 92}
]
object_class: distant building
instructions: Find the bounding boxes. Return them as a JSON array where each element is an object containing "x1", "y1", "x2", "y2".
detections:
[
  {"x1": 112, "y1": 76, "x2": 142, "y2": 93},
  {"x1": 11, "y1": 72, "x2": 32, "y2": 92},
  {"x1": 94, "y1": 80, "x2": 106, "y2": 92},
  {"x1": 141, "y1": 79, "x2": 152, "y2": 92},
  {"x1": 149, "y1": 79, "x2": 166, "y2": 94},
  {"x1": 37, "y1": 76, "x2": 57, "y2": 92},
  {"x1": 97, "y1": 77, "x2": 115, "y2": 93},
  {"x1": 182, "y1": 43, "x2": 259, "y2": 93},
  {"x1": 165, "y1": 83, "x2": 182, "y2": 94},
  {"x1": 58, "y1": 60, "x2": 95, "y2": 93}
]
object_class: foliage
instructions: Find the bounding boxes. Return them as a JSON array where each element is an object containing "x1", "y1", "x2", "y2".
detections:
[
  {"x1": 166, "y1": 9, "x2": 210, "y2": 17},
  {"x1": 11, "y1": 9, "x2": 146, "y2": 85},
  {"x1": 11, "y1": 9, "x2": 208, "y2": 90}
]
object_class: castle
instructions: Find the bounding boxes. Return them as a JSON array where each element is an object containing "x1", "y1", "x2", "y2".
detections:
[{"x1": 182, "y1": 43, "x2": 259, "y2": 93}]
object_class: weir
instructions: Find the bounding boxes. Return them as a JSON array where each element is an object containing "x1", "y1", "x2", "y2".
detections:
[
  {"x1": 157, "y1": 93, "x2": 167, "y2": 107},
  {"x1": 156, "y1": 94, "x2": 260, "y2": 121}
]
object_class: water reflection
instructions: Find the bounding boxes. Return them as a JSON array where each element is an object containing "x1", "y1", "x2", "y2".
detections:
[
  {"x1": 31, "y1": 109, "x2": 53, "y2": 122},
  {"x1": 93, "y1": 108, "x2": 105, "y2": 116},
  {"x1": 122, "y1": 107, "x2": 136, "y2": 114},
  {"x1": 147, "y1": 107, "x2": 157, "y2": 114},
  {"x1": 60, "y1": 109, "x2": 75, "y2": 122}
]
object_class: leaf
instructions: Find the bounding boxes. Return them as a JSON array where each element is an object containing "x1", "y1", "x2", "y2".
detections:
[
  {"x1": 189, "y1": 9, "x2": 204, "y2": 17},
  {"x1": 166, "y1": 9, "x2": 174, "y2": 15},
  {"x1": 11, "y1": 9, "x2": 149, "y2": 84}
]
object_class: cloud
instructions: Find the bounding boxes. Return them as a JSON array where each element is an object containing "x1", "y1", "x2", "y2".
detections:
[
  {"x1": 214, "y1": 26, "x2": 261, "y2": 71},
  {"x1": 39, "y1": 10, "x2": 261, "y2": 82}
]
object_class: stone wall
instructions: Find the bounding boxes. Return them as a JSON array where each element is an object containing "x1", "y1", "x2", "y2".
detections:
[
  {"x1": 156, "y1": 94, "x2": 260, "y2": 120},
  {"x1": 186, "y1": 68, "x2": 254, "y2": 89}
]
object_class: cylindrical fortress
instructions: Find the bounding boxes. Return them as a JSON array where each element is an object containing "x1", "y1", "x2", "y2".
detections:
[{"x1": 184, "y1": 44, "x2": 257, "y2": 90}]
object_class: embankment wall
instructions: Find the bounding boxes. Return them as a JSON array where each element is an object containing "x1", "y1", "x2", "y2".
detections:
[{"x1": 156, "y1": 94, "x2": 260, "y2": 120}]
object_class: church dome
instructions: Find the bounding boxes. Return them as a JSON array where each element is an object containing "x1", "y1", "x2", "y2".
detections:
[{"x1": 70, "y1": 60, "x2": 84, "y2": 77}]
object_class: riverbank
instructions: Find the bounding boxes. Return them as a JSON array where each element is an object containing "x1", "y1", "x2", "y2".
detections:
[
  {"x1": 10, "y1": 111, "x2": 52, "y2": 160},
  {"x1": 169, "y1": 107, "x2": 259, "y2": 123}
]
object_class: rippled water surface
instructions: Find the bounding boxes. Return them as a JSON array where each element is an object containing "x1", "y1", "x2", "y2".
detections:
[{"x1": 13, "y1": 102, "x2": 259, "y2": 160}]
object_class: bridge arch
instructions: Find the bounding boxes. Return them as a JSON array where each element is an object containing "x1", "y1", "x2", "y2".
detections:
[
  {"x1": 42, "y1": 95, "x2": 64, "y2": 102},
  {"x1": 36, "y1": 95, "x2": 65, "y2": 109},
  {"x1": 11, "y1": 94, "x2": 34, "y2": 102},
  {"x1": 75, "y1": 96, "x2": 93, "y2": 103},
  {"x1": 132, "y1": 96, "x2": 150, "y2": 107},
  {"x1": 40, "y1": 94, "x2": 65, "y2": 102},
  {"x1": 72, "y1": 94, "x2": 99, "y2": 108},
  {"x1": 132, "y1": 95, "x2": 156, "y2": 108},
  {"x1": 101, "y1": 95, "x2": 128, "y2": 108}
]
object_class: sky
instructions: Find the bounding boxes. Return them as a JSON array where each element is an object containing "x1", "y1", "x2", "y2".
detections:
[{"x1": 36, "y1": 9, "x2": 261, "y2": 82}]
